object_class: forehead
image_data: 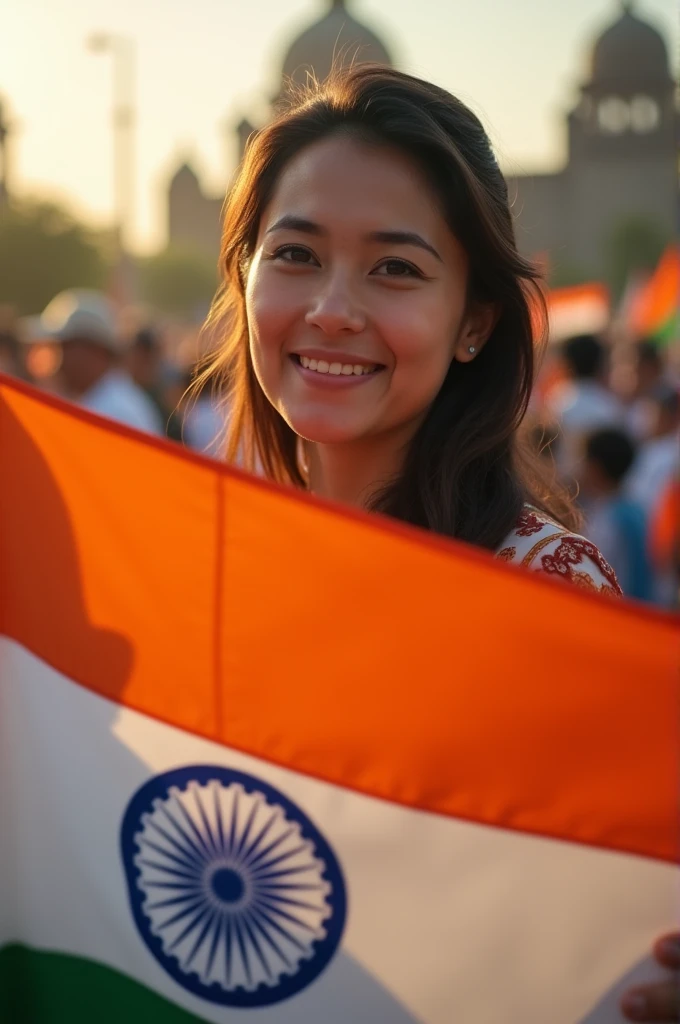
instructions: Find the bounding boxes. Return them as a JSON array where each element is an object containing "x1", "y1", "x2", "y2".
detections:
[{"x1": 260, "y1": 134, "x2": 446, "y2": 235}]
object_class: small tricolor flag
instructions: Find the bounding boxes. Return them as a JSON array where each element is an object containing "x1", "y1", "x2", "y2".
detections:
[
  {"x1": 628, "y1": 245, "x2": 680, "y2": 346},
  {"x1": 0, "y1": 375, "x2": 677, "y2": 1023},
  {"x1": 546, "y1": 283, "x2": 611, "y2": 343}
]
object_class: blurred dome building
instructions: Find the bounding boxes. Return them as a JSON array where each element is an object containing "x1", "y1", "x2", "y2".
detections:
[
  {"x1": 167, "y1": 0, "x2": 392, "y2": 258},
  {"x1": 506, "y1": 0, "x2": 678, "y2": 283},
  {"x1": 277, "y1": 0, "x2": 392, "y2": 99}
]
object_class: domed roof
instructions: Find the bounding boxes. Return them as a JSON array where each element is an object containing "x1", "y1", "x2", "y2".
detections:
[
  {"x1": 171, "y1": 162, "x2": 199, "y2": 185},
  {"x1": 590, "y1": 3, "x2": 671, "y2": 86},
  {"x1": 280, "y1": 0, "x2": 392, "y2": 92}
]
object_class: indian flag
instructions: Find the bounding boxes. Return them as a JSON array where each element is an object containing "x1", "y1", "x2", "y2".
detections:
[
  {"x1": 546, "y1": 283, "x2": 611, "y2": 344},
  {"x1": 0, "y1": 375, "x2": 677, "y2": 1023},
  {"x1": 629, "y1": 245, "x2": 680, "y2": 347}
]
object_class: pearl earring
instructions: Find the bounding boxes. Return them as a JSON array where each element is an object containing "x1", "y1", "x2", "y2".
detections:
[{"x1": 468, "y1": 345, "x2": 476, "y2": 355}]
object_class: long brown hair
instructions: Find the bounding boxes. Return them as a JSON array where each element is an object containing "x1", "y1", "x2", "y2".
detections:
[{"x1": 199, "y1": 65, "x2": 578, "y2": 548}]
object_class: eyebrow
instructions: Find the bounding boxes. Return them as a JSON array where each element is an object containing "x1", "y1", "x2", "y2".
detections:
[{"x1": 265, "y1": 216, "x2": 443, "y2": 262}]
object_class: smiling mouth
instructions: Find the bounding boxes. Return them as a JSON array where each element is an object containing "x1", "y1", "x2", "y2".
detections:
[{"x1": 291, "y1": 354, "x2": 384, "y2": 377}]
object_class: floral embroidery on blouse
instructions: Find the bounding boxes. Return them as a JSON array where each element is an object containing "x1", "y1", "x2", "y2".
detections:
[{"x1": 495, "y1": 506, "x2": 622, "y2": 597}]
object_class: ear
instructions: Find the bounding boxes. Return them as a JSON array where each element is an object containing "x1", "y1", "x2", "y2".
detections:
[{"x1": 453, "y1": 302, "x2": 500, "y2": 363}]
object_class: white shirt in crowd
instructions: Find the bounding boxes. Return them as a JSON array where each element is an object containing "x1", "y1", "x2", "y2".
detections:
[
  {"x1": 625, "y1": 432, "x2": 679, "y2": 517},
  {"x1": 548, "y1": 380, "x2": 625, "y2": 476},
  {"x1": 80, "y1": 369, "x2": 163, "y2": 436}
]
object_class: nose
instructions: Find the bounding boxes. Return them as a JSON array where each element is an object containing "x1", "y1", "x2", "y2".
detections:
[{"x1": 304, "y1": 276, "x2": 366, "y2": 335}]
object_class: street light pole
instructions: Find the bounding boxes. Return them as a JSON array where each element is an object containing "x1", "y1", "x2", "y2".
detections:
[{"x1": 88, "y1": 33, "x2": 136, "y2": 254}]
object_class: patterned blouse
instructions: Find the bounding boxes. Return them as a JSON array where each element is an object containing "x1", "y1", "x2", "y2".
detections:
[{"x1": 495, "y1": 506, "x2": 623, "y2": 598}]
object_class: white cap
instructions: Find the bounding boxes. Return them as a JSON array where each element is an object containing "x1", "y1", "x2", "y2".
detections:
[{"x1": 38, "y1": 289, "x2": 120, "y2": 352}]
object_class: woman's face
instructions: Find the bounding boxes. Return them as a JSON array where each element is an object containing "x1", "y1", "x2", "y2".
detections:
[{"x1": 246, "y1": 134, "x2": 490, "y2": 446}]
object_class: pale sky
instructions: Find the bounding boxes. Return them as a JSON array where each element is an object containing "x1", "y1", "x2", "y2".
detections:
[{"x1": 1, "y1": 0, "x2": 676, "y2": 253}]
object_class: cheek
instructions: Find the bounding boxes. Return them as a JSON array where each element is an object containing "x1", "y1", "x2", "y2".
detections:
[
  {"x1": 246, "y1": 270, "x2": 299, "y2": 365},
  {"x1": 380, "y1": 294, "x2": 461, "y2": 391}
]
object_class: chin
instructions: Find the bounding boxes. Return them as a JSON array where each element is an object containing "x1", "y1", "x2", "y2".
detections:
[{"x1": 286, "y1": 413, "x2": 366, "y2": 446}]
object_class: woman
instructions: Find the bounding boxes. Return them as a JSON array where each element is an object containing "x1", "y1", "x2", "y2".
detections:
[{"x1": 200, "y1": 65, "x2": 678, "y2": 1019}]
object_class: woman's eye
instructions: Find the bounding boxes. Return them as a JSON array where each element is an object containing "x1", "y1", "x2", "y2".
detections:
[
  {"x1": 274, "y1": 245, "x2": 316, "y2": 265},
  {"x1": 374, "y1": 259, "x2": 421, "y2": 278}
]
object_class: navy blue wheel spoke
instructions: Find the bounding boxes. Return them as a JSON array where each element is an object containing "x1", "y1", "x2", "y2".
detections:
[
  {"x1": 213, "y1": 785, "x2": 226, "y2": 852},
  {"x1": 232, "y1": 915, "x2": 252, "y2": 988},
  {"x1": 227, "y1": 788, "x2": 240, "y2": 857},
  {"x1": 141, "y1": 880, "x2": 203, "y2": 892},
  {"x1": 253, "y1": 863, "x2": 317, "y2": 884},
  {"x1": 145, "y1": 891, "x2": 205, "y2": 912},
  {"x1": 192, "y1": 785, "x2": 220, "y2": 858},
  {"x1": 253, "y1": 895, "x2": 318, "y2": 934},
  {"x1": 172, "y1": 790, "x2": 215, "y2": 862},
  {"x1": 256, "y1": 891, "x2": 326, "y2": 914},
  {"x1": 137, "y1": 854, "x2": 200, "y2": 883},
  {"x1": 250, "y1": 842, "x2": 307, "y2": 876},
  {"x1": 167, "y1": 902, "x2": 213, "y2": 951},
  {"x1": 139, "y1": 838, "x2": 201, "y2": 876},
  {"x1": 248, "y1": 904, "x2": 308, "y2": 955},
  {"x1": 224, "y1": 914, "x2": 234, "y2": 987},
  {"x1": 205, "y1": 911, "x2": 225, "y2": 979},
  {"x1": 144, "y1": 817, "x2": 204, "y2": 871},
  {"x1": 245, "y1": 906, "x2": 294, "y2": 969},
  {"x1": 233, "y1": 798, "x2": 259, "y2": 860},
  {"x1": 161, "y1": 802, "x2": 211, "y2": 865},
  {"x1": 239, "y1": 912, "x2": 273, "y2": 980},
  {"x1": 240, "y1": 809, "x2": 278, "y2": 866},
  {"x1": 246, "y1": 825, "x2": 295, "y2": 870},
  {"x1": 185, "y1": 906, "x2": 219, "y2": 969},
  {"x1": 159, "y1": 895, "x2": 209, "y2": 933},
  {"x1": 256, "y1": 881, "x2": 326, "y2": 894}
]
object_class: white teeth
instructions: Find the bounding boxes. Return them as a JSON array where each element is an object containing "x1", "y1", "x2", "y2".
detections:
[{"x1": 296, "y1": 355, "x2": 378, "y2": 376}]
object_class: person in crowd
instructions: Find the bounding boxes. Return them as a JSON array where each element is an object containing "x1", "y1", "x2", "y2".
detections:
[
  {"x1": 127, "y1": 326, "x2": 183, "y2": 441},
  {"x1": 625, "y1": 385, "x2": 680, "y2": 519},
  {"x1": 38, "y1": 289, "x2": 163, "y2": 435},
  {"x1": 547, "y1": 333, "x2": 624, "y2": 480},
  {"x1": 0, "y1": 326, "x2": 25, "y2": 379},
  {"x1": 625, "y1": 339, "x2": 672, "y2": 440},
  {"x1": 580, "y1": 428, "x2": 652, "y2": 602},
  {"x1": 192, "y1": 66, "x2": 677, "y2": 1016},
  {"x1": 649, "y1": 473, "x2": 680, "y2": 609},
  {"x1": 182, "y1": 379, "x2": 227, "y2": 456}
]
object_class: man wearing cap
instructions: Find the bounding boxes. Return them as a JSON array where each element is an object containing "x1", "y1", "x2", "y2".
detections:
[{"x1": 38, "y1": 289, "x2": 163, "y2": 436}]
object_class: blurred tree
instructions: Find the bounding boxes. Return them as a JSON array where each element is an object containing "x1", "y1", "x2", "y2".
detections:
[
  {"x1": 548, "y1": 260, "x2": 596, "y2": 290},
  {"x1": 139, "y1": 246, "x2": 217, "y2": 319},
  {"x1": 0, "y1": 200, "x2": 109, "y2": 314},
  {"x1": 604, "y1": 216, "x2": 669, "y2": 300}
]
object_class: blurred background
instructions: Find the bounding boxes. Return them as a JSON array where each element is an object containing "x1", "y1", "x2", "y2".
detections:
[{"x1": 0, "y1": 0, "x2": 678, "y2": 606}]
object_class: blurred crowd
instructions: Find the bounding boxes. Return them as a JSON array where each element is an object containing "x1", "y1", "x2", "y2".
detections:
[
  {"x1": 0, "y1": 289, "x2": 226, "y2": 456},
  {"x1": 0, "y1": 288, "x2": 678, "y2": 611},
  {"x1": 528, "y1": 333, "x2": 679, "y2": 610}
]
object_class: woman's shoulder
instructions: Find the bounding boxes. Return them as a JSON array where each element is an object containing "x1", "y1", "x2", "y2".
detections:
[{"x1": 495, "y1": 506, "x2": 622, "y2": 598}]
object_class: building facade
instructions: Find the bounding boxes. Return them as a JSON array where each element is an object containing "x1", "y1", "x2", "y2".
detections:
[
  {"x1": 166, "y1": 0, "x2": 677, "y2": 283},
  {"x1": 507, "y1": 1, "x2": 678, "y2": 282}
]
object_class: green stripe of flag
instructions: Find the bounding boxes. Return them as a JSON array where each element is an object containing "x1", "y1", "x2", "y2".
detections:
[{"x1": 0, "y1": 944, "x2": 207, "y2": 1024}]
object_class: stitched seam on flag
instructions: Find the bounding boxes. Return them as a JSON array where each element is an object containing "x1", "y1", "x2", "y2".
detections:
[
  {"x1": 3, "y1": 633, "x2": 675, "y2": 867},
  {"x1": 213, "y1": 474, "x2": 225, "y2": 736},
  {"x1": 1, "y1": 373, "x2": 675, "y2": 627}
]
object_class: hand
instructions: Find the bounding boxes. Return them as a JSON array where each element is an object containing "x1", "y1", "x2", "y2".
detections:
[{"x1": 620, "y1": 933, "x2": 680, "y2": 1021}]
